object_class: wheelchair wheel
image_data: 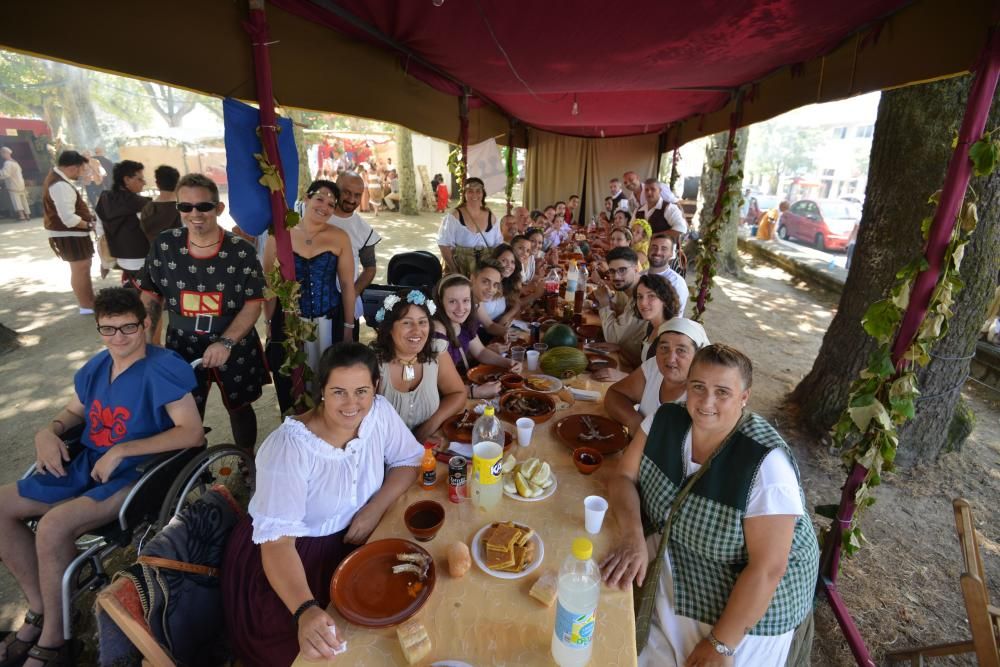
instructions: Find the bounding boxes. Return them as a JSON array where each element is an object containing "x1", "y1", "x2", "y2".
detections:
[{"x1": 156, "y1": 445, "x2": 256, "y2": 528}]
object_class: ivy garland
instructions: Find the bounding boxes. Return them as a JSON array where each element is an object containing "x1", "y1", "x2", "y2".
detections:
[
  {"x1": 255, "y1": 146, "x2": 316, "y2": 415},
  {"x1": 504, "y1": 146, "x2": 518, "y2": 213},
  {"x1": 692, "y1": 135, "x2": 743, "y2": 321},
  {"x1": 447, "y1": 146, "x2": 465, "y2": 188},
  {"x1": 830, "y1": 131, "x2": 998, "y2": 556}
]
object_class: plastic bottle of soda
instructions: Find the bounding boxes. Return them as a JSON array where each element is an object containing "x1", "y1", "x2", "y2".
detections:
[
  {"x1": 470, "y1": 406, "x2": 504, "y2": 511},
  {"x1": 551, "y1": 537, "x2": 601, "y2": 666},
  {"x1": 420, "y1": 442, "x2": 437, "y2": 489}
]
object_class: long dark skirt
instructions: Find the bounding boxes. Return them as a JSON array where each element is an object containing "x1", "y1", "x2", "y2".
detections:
[{"x1": 221, "y1": 515, "x2": 358, "y2": 667}]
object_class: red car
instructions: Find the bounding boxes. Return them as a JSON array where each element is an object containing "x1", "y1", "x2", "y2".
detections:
[{"x1": 777, "y1": 199, "x2": 858, "y2": 251}]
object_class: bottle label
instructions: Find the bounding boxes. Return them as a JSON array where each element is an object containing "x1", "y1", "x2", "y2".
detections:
[
  {"x1": 422, "y1": 469, "x2": 436, "y2": 486},
  {"x1": 554, "y1": 600, "x2": 595, "y2": 650}
]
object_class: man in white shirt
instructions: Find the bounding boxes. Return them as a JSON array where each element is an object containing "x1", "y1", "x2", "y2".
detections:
[
  {"x1": 636, "y1": 178, "x2": 688, "y2": 242},
  {"x1": 646, "y1": 233, "x2": 689, "y2": 315},
  {"x1": 42, "y1": 151, "x2": 96, "y2": 314},
  {"x1": 609, "y1": 178, "x2": 628, "y2": 213},
  {"x1": 330, "y1": 171, "x2": 381, "y2": 341},
  {"x1": 0, "y1": 147, "x2": 30, "y2": 220},
  {"x1": 624, "y1": 170, "x2": 678, "y2": 212}
]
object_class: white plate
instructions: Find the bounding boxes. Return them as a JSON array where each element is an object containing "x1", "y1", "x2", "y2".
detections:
[
  {"x1": 522, "y1": 374, "x2": 563, "y2": 394},
  {"x1": 503, "y1": 472, "x2": 557, "y2": 502},
  {"x1": 470, "y1": 523, "x2": 544, "y2": 580}
]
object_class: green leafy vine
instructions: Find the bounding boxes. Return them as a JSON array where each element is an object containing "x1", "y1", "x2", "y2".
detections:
[
  {"x1": 693, "y1": 136, "x2": 743, "y2": 321},
  {"x1": 264, "y1": 262, "x2": 317, "y2": 414},
  {"x1": 831, "y1": 131, "x2": 998, "y2": 556},
  {"x1": 447, "y1": 146, "x2": 465, "y2": 187}
]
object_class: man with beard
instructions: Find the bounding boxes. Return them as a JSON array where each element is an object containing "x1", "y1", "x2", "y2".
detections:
[
  {"x1": 330, "y1": 170, "x2": 381, "y2": 341},
  {"x1": 636, "y1": 178, "x2": 687, "y2": 242},
  {"x1": 624, "y1": 170, "x2": 677, "y2": 213},
  {"x1": 594, "y1": 246, "x2": 646, "y2": 368},
  {"x1": 646, "y1": 233, "x2": 689, "y2": 315}
]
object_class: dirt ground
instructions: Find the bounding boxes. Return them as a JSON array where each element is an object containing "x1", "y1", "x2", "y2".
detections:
[{"x1": 0, "y1": 206, "x2": 996, "y2": 665}]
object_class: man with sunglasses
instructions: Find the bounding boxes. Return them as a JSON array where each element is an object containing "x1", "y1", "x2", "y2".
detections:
[
  {"x1": 137, "y1": 173, "x2": 268, "y2": 452},
  {"x1": 595, "y1": 246, "x2": 646, "y2": 368},
  {"x1": 0, "y1": 288, "x2": 201, "y2": 664}
]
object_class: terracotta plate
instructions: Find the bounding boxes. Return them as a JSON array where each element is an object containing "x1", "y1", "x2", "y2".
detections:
[
  {"x1": 585, "y1": 342, "x2": 620, "y2": 354},
  {"x1": 329, "y1": 538, "x2": 435, "y2": 628},
  {"x1": 554, "y1": 414, "x2": 630, "y2": 455},
  {"x1": 498, "y1": 390, "x2": 557, "y2": 424},
  {"x1": 585, "y1": 353, "x2": 618, "y2": 372},
  {"x1": 434, "y1": 432, "x2": 513, "y2": 463},
  {"x1": 467, "y1": 364, "x2": 508, "y2": 385},
  {"x1": 441, "y1": 409, "x2": 479, "y2": 443}
]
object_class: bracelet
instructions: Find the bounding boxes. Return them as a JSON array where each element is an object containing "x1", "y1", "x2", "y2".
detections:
[
  {"x1": 51, "y1": 419, "x2": 66, "y2": 435},
  {"x1": 469, "y1": 384, "x2": 475, "y2": 398},
  {"x1": 343, "y1": 323, "x2": 356, "y2": 329},
  {"x1": 293, "y1": 599, "x2": 321, "y2": 624}
]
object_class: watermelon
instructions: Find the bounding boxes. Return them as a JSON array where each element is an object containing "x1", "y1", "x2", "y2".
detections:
[
  {"x1": 542, "y1": 323, "x2": 578, "y2": 348},
  {"x1": 540, "y1": 346, "x2": 589, "y2": 379}
]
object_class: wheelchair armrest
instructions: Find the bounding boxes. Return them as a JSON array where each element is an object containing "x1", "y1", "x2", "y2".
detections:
[{"x1": 19, "y1": 423, "x2": 88, "y2": 480}]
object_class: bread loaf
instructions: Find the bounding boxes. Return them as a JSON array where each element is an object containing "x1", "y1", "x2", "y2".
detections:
[
  {"x1": 396, "y1": 618, "x2": 431, "y2": 664},
  {"x1": 447, "y1": 541, "x2": 471, "y2": 578},
  {"x1": 529, "y1": 570, "x2": 559, "y2": 606}
]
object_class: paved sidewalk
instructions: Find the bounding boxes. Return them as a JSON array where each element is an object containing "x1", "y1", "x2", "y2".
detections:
[{"x1": 739, "y1": 236, "x2": 847, "y2": 293}]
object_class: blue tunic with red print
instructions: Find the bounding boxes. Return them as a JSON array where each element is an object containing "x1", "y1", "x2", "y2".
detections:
[{"x1": 18, "y1": 346, "x2": 197, "y2": 503}]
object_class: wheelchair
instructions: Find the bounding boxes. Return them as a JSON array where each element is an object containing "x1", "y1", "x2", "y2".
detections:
[{"x1": 18, "y1": 425, "x2": 255, "y2": 641}]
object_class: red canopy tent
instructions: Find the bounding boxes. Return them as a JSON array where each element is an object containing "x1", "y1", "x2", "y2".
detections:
[{"x1": 1, "y1": 2, "x2": 998, "y2": 664}]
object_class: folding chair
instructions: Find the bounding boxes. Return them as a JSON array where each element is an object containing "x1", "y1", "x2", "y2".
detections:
[{"x1": 886, "y1": 498, "x2": 1000, "y2": 666}]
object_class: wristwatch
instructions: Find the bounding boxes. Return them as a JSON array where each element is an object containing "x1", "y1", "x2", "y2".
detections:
[
  {"x1": 219, "y1": 336, "x2": 236, "y2": 351},
  {"x1": 707, "y1": 631, "x2": 736, "y2": 657}
]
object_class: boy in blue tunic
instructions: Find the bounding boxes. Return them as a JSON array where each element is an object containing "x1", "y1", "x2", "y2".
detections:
[{"x1": 0, "y1": 288, "x2": 204, "y2": 666}]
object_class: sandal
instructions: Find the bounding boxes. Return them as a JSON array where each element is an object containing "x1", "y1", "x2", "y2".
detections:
[
  {"x1": 24, "y1": 643, "x2": 71, "y2": 667},
  {"x1": 0, "y1": 610, "x2": 43, "y2": 667}
]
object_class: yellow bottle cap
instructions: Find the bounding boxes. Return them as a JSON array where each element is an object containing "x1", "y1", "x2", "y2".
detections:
[
  {"x1": 572, "y1": 537, "x2": 593, "y2": 561},
  {"x1": 484, "y1": 405, "x2": 495, "y2": 417}
]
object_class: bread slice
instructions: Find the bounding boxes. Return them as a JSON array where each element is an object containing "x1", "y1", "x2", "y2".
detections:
[
  {"x1": 396, "y1": 619, "x2": 431, "y2": 665},
  {"x1": 529, "y1": 570, "x2": 559, "y2": 606}
]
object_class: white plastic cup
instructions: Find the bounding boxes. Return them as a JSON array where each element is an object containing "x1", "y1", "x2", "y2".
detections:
[
  {"x1": 584, "y1": 495, "x2": 609, "y2": 534},
  {"x1": 515, "y1": 417, "x2": 535, "y2": 448},
  {"x1": 526, "y1": 349, "x2": 540, "y2": 371}
]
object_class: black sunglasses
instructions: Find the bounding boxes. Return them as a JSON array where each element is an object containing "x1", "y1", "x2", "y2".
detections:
[{"x1": 176, "y1": 202, "x2": 217, "y2": 213}]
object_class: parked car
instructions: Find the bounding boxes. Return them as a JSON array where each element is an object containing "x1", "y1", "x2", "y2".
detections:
[{"x1": 777, "y1": 198, "x2": 858, "y2": 251}]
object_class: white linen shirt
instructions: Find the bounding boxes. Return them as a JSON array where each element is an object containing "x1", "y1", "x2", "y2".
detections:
[
  {"x1": 638, "y1": 197, "x2": 688, "y2": 234},
  {"x1": 437, "y1": 212, "x2": 502, "y2": 248},
  {"x1": 328, "y1": 210, "x2": 382, "y2": 319},
  {"x1": 648, "y1": 265, "x2": 690, "y2": 315},
  {"x1": 249, "y1": 395, "x2": 423, "y2": 544}
]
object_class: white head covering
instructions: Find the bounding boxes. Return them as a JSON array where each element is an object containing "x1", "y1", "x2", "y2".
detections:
[{"x1": 655, "y1": 317, "x2": 709, "y2": 348}]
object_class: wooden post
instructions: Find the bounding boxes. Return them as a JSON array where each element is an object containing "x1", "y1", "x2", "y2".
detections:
[{"x1": 459, "y1": 89, "x2": 470, "y2": 183}]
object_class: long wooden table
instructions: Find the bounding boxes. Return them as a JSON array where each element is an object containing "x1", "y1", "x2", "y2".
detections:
[{"x1": 293, "y1": 372, "x2": 637, "y2": 666}]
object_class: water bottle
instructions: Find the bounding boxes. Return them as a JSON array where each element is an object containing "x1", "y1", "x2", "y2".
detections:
[
  {"x1": 551, "y1": 537, "x2": 601, "y2": 666},
  {"x1": 471, "y1": 406, "x2": 504, "y2": 512},
  {"x1": 566, "y1": 261, "x2": 579, "y2": 294}
]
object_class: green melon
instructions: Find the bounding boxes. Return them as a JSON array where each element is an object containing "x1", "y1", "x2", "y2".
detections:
[
  {"x1": 540, "y1": 346, "x2": 588, "y2": 379},
  {"x1": 542, "y1": 323, "x2": 578, "y2": 348}
]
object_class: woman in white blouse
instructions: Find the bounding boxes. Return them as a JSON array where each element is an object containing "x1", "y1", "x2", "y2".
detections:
[
  {"x1": 222, "y1": 342, "x2": 423, "y2": 667},
  {"x1": 437, "y1": 177, "x2": 502, "y2": 276},
  {"x1": 604, "y1": 318, "x2": 709, "y2": 435}
]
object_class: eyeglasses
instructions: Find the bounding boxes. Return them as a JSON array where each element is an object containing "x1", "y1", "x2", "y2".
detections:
[
  {"x1": 609, "y1": 266, "x2": 634, "y2": 276},
  {"x1": 97, "y1": 322, "x2": 142, "y2": 336},
  {"x1": 176, "y1": 202, "x2": 217, "y2": 213}
]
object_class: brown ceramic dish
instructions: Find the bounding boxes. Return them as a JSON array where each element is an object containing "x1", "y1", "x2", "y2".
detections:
[
  {"x1": 572, "y1": 447, "x2": 604, "y2": 475},
  {"x1": 404, "y1": 500, "x2": 445, "y2": 542},
  {"x1": 467, "y1": 364, "x2": 508, "y2": 385},
  {"x1": 329, "y1": 538, "x2": 435, "y2": 628},
  {"x1": 500, "y1": 373, "x2": 525, "y2": 390},
  {"x1": 499, "y1": 390, "x2": 557, "y2": 424},
  {"x1": 574, "y1": 324, "x2": 603, "y2": 342},
  {"x1": 585, "y1": 352, "x2": 618, "y2": 372},
  {"x1": 555, "y1": 414, "x2": 630, "y2": 455}
]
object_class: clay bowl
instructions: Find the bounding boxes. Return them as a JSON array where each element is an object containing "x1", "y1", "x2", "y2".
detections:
[
  {"x1": 500, "y1": 373, "x2": 524, "y2": 390},
  {"x1": 499, "y1": 390, "x2": 557, "y2": 424},
  {"x1": 574, "y1": 324, "x2": 603, "y2": 342},
  {"x1": 403, "y1": 500, "x2": 445, "y2": 542},
  {"x1": 539, "y1": 319, "x2": 561, "y2": 335},
  {"x1": 572, "y1": 447, "x2": 604, "y2": 475}
]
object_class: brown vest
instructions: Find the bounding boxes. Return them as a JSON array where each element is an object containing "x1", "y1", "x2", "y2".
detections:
[{"x1": 43, "y1": 169, "x2": 93, "y2": 232}]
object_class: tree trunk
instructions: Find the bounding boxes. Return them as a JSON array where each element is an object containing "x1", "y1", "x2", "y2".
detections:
[
  {"x1": 286, "y1": 109, "x2": 313, "y2": 201},
  {"x1": 789, "y1": 75, "x2": 1000, "y2": 468},
  {"x1": 397, "y1": 125, "x2": 419, "y2": 215},
  {"x1": 697, "y1": 128, "x2": 747, "y2": 276},
  {"x1": 0, "y1": 322, "x2": 19, "y2": 355},
  {"x1": 53, "y1": 63, "x2": 102, "y2": 150}
]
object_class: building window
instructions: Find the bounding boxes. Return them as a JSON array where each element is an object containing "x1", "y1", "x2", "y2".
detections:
[
  {"x1": 855, "y1": 125, "x2": 874, "y2": 138},
  {"x1": 822, "y1": 168, "x2": 836, "y2": 177},
  {"x1": 832, "y1": 127, "x2": 848, "y2": 139}
]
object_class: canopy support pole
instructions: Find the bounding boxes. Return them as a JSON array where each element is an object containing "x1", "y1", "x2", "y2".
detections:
[
  {"x1": 506, "y1": 117, "x2": 515, "y2": 215},
  {"x1": 245, "y1": 0, "x2": 304, "y2": 401},
  {"x1": 459, "y1": 89, "x2": 470, "y2": 183},
  {"x1": 818, "y1": 29, "x2": 1000, "y2": 667},
  {"x1": 693, "y1": 94, "x2": 743, "y2": 318}
]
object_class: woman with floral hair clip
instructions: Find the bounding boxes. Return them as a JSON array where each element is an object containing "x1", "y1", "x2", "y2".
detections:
[{"x1": 370, "y1": 289, "x2": 466, "y2": 442}]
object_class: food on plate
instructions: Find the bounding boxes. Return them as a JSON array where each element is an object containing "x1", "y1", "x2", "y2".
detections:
[
  {"x1": 529, "y1": 570, "x2": 559, "y2": 606},
  {"x1": 480, "y1": 521, "x2": 537, "y2": 573},
  {"x1": 540, "y1": 346, "x2": 589, "y2": 378},
  {"x1": 500, "y1": 455, "x2": 554, "y2": 499},
  {"x1": 392, "y1": 551, "x2": 432, "y2": 581},
  {"x1": 578, "y1": 414, "x2": 614, "y2": 441},
  {"x1": 502, "y1": 391, "x2": 554, "y2": 416},
  {"x1": 447, "y1": 541, "x2": 471, "y2": 578},
  {"x1": 524, "y1": 376, "x2": 557, "y2": 392},
  {"x1": 396, "y1": 618, "x2": 432, "y2": 665}
]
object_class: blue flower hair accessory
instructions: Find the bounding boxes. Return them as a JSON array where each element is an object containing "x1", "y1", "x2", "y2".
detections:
[{"x1": 375, "y1": 290, "x2": 435, "y2": 323}]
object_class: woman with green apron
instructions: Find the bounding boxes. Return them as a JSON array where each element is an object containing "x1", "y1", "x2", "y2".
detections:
[{"x1": 437, "y1": 177, "x2": 502, "y2": 276}]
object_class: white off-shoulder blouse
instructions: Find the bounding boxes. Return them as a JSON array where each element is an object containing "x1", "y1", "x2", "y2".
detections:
[{"x1": 249, "y1": 395, "x2": 423, "y2": 544}]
